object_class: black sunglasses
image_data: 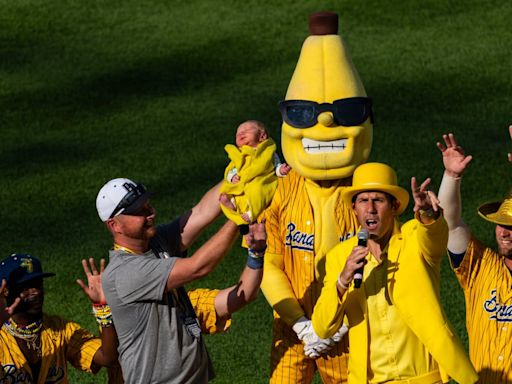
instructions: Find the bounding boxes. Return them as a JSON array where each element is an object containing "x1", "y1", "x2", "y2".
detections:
[
  {"x1": 278, "y1": 97, "x2": 373, "y2": 128},
  {"x1": 110, "y1": 182, "x2": 148, "y2": 218}
]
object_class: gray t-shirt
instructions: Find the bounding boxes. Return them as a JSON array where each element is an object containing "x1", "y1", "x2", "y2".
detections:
[{"x1": 102, "y1": 220, "x2": 213, "y2": 384}]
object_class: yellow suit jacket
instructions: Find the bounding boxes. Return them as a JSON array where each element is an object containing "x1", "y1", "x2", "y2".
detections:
[{"x1": 312, "y1": 216, "x2": 478, "y2": 384}]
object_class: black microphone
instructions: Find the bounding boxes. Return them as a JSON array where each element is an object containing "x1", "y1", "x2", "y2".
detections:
[{"x1": 353, "y1": 229, "x2": 369, "y2": 288}]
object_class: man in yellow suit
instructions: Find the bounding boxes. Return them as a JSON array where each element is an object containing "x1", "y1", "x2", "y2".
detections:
[
  {"x1": 261, "y1": 12, "x2": 373, "y2": 383},
  {"x1": 312, "y1": 162, "x2": 478, "y2": 384}
]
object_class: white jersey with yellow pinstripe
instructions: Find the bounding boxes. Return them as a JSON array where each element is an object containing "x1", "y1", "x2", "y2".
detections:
[
  {"x1": 453, "y1": 237, "x2": 512, "y2": 383},
  {"x1": 0, "y1": 314, "x2": 101, "y2": 383}
]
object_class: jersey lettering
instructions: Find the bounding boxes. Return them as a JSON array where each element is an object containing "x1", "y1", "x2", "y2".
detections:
[
  {"x1": 0, "y1": 363, "x2": 65, "y2": 384},
  {"x1": 1, "y1": 364, "x2": 31, "y2": 383},
  {"x1": 340, "y1": 231, "x2": 355, "y2": 242},
  {"x1": 483, "y1": 289, "x2": 512, "y2": 322},
  {"x1": 285, "y1": 223, "x2": 314, "y2": 252},
  {"x1": 46, "y1": 365, "x2": 65, "y2": 382}
]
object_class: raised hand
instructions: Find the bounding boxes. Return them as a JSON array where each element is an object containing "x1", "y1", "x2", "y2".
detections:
[
  {"x1": 76, "y1": 258, "x2": 107, "y2": 305},
  {"x1": 244, "y1": 220, "x2": 267, "y2": 252},
  {"x1": 411, "y1": 177, "x2": 440, "y2": 215},
  {"x1": 436, "y1": 133, "x2": 472, "y2": 178},
  {"x1": 1, "y1": 279, "x2": 20, "y2": 324}
]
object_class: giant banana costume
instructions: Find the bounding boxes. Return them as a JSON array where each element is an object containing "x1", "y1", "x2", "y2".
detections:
[{"x1": 262, "y1": 12, "x2": 373, "y2": 383}]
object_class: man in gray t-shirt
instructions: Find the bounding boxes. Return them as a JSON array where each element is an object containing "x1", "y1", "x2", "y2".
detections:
[{"x1": 96, "y1": 178, "x2": 266, "y2": 383}]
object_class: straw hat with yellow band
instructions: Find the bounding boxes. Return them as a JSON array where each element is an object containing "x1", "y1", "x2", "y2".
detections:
[
  {"x1": 477, "y1": 192, "x2": 512, "y2": 226},
  {"x1": 342, "y1": 162, "x2": 409, "y2": 215}
]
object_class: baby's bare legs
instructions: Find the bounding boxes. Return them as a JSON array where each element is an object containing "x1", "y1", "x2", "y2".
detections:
[
  {"x1": 219, "y1": 193, "x2": 236, "y2": 210},
  {"x1": 241, "y1": 212, "x2": 252, "y2": 223},
  {"x1": 220, "y1": 193, "x2": 252, "y2": 224}
]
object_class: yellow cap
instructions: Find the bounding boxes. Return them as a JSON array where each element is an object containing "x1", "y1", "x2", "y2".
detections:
[{"x1": 342, "y1": 163, "x2": 409, "y2": 214}]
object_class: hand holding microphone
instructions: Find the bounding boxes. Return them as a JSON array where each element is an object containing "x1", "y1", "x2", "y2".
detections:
[
  {"x1": 338, "y1": 229, "x2": 369, "y2": 291},
  {"x1": 353, "y1": 229, "x2": 369, "y2": 288}
]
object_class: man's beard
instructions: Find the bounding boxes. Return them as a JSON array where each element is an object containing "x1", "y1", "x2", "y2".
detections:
[{"x1": 124, "y1": 223, "x2": 156, "y2": 241}]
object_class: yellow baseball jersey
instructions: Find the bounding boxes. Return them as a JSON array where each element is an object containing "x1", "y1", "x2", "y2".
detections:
[
  {"x1": 188, "y1": 288, "x2": 231, "y2": 334},
  {"x1": 0, "y1": 314, "x2": 101, "y2": 383},
  {"x1": 263, "y1": 169, "x2": 358, "y2": 320},
  {"x1": 452, "y1": 237, "x2": 512, "y2": 383},
  {"x1": 262, "y1": 169, "x2": 358, "y2": 383}
]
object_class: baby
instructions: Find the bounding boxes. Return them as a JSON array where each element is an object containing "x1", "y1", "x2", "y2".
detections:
[{"x1": 220, "y1": 120, "x2": 290, "y2": 224}]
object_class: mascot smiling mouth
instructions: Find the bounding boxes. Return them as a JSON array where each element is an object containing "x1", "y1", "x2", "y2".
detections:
[{"x1": 301, "y1": 138, "x2": 347, "y2": 153}]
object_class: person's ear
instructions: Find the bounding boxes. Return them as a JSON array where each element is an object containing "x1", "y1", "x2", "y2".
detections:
[
  {"x1": 106, "y1": 218, "x2": 121, "y2": 234},
  {"x1": 259, "y1": 130, "x2": 268, "y2": 141}
]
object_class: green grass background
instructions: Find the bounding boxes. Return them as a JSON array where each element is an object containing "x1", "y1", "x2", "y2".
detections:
[{"x1": 1, "y1": 0, "x2": 511, "y2": 382}]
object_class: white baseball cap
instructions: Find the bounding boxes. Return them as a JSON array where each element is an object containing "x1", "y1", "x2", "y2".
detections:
[{"x1": 96, "y1": 178, "x2": 152, "y2": 221}]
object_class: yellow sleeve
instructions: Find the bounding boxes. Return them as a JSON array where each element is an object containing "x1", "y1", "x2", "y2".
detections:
[
  {"x1": 64, "y1": 319, "x2": 102, "y2": 373},
  {"x1": 312, "y1": 242, "x2": 348, "y2": 339},
  {"x1": 188, "y1": 289, "x2": 232, "y2": 334},
  {"x1": 260, "y1": 180, "x2": 305, "y2": 326},
  {"x1": 261, "y1": 251, "x2": 305, "y2": 325},
  {"x1": 413, "y1": 213, "x2": 449, "y2": 267}
]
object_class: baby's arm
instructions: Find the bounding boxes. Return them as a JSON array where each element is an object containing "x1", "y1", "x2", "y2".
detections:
[
  {"x1": 273, "y1": 153, "x2": 290, "y2": 177},
  {"x1": 226, "y1": 167, "x2": 240, "y2": 183}
]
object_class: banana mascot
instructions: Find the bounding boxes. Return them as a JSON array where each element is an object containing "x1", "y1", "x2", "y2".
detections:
[{"x1": 261, "y1": 12, "x2": 373, "y2": 383}]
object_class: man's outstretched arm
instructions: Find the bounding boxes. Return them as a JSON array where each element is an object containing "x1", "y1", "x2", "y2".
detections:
[
  {"x1": 436, "y1": 133, "x2": 472, "y2": 256},
  {"x1": 167, "y1": 220, "x2": 239, "y2": 290},
  {"x1": 214, "y1": 221, "x2": 266, "y2": 319},
  {"x1": 179, "y1": 181, "x2": 223, "y2": 251}
]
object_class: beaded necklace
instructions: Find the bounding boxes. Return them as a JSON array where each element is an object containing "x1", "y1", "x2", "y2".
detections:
[{"x1": 3, "y1": 318, "x2": 43, "y2": 354}]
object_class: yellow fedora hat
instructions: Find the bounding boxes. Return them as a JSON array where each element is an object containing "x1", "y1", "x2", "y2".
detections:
[
  {"x1": 478, "y1": 193, "x2": 512, "y2": 226},
  {"x1": 342, "y1": 162, "x2": 409, "y2": 215}
]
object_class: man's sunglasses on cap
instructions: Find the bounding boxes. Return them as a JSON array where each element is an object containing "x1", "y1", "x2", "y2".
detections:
[
  {"x1": 278, "y1": 97, "x2": 373, "y2": 129},
  {"x1": 110, "y1": 182, "x2": 149, "y2": 218}
]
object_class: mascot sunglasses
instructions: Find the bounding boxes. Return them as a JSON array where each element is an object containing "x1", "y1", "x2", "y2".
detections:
[{"x1": 278, "y1": 97, "x2": 373, "y2": 128}]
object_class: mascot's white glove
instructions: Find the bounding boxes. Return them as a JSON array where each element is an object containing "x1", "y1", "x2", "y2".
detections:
[
  {"x1": 331, "y1": 323, "x2": 349, "y2": 343},
  {"x1": 292, "y1": 316, "x2": 335, "y2": 358}
]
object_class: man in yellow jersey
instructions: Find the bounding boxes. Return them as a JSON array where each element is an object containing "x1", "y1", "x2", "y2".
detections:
[
  {"x1": 96, "y1": 178, "x2": 266, "y2": 384},
  {"x1": 312, "y1": 162, "x2": 478, "y2": 384},
  {"x1": 437, "y1": 132, "x2": 512, "y2": 383},
  {"x1": 261, "y1": 12, "x2": 373, "y2": 383},
  {"x1": 0, "y1": 254, "x2": 118, "y2": 382}
]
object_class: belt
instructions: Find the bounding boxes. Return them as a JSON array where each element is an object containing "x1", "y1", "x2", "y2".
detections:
[{"x1": 384, "y1": 370, "x2": 443, "y2": 384}]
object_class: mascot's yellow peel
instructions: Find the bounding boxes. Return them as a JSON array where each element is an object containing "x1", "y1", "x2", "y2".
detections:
[{"x1": 282, "y1": 14, "x2": 373, "y2": 180}]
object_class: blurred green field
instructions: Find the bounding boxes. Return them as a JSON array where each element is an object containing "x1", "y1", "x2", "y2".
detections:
[{"x1": 1, "y1": 0, "x2": 511, "y2": 382}]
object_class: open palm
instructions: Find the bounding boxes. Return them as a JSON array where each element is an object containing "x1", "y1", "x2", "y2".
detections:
[{"x1": 436, "y1": 133, "x2": 472, "y2": 177}]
